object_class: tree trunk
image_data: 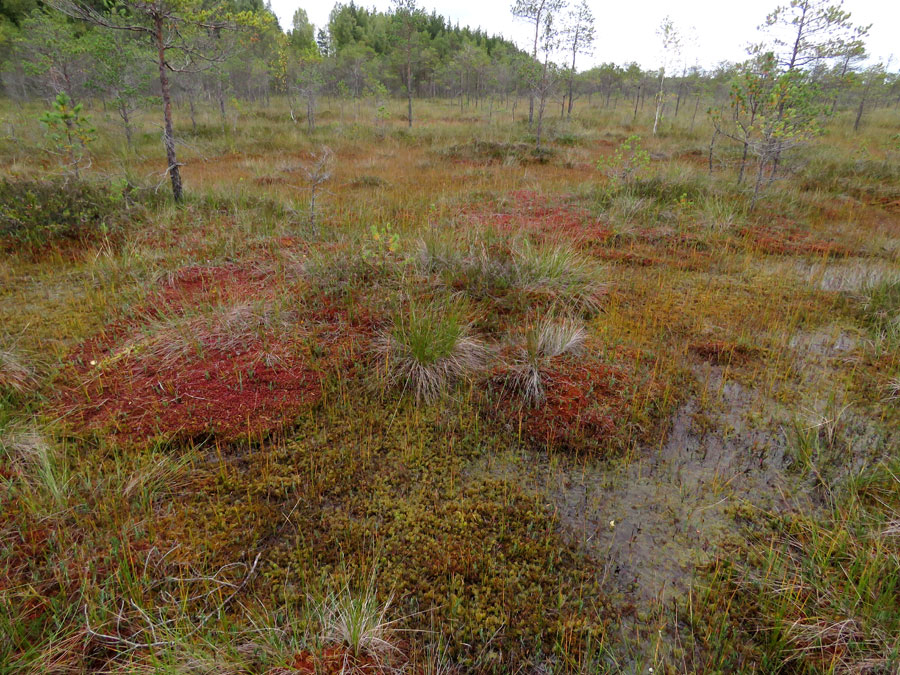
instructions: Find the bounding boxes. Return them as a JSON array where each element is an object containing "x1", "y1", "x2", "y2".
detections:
[
  {"x1": 567, "y1": 46, "x2": 576, "y2": 118},
  {"x1": 690, "y1": 93, "x2": 701, "y2": 133},
  {"x1": 854, "y1": 91, "x2": 866, "y2": 131},
  {"x1": 155, "y1": 13, "x2": 182, "y2": 203},
  {"x1": 407, "y1": 58, "x2": 413, "y2": 129},
  {"x1": 708, "y1": 128, "x2": 719, "y2": 176},
  {"x1": 188, "y1": 94, "x2": 197, "y2": 134},
  {"x1": 120, "y1": 102, "x2": 132, "y2": 147},
  {"x1": 738, "y1": 142, "x2": 749, "y2": 184},
  {"x1": 528, "y1": 17, "x2": 539, "y2": 126},
  {"x1": 633, "y1": 84, "x2": 640, "y2": 122},
  {"x1": 750, "y1": 156, "x2": 766, "y2": 212},
  {"x1": 652, "y1": 70, "x2": 664, "y2": 135},
  {"x1": 217, "y1": 80, "x2": 226, "y2": 132},
  {"x1": 535, "y1": 60, "x2": 549, "y2": 151}
]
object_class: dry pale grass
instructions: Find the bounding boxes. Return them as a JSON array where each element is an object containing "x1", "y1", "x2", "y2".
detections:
[
  {"x1": 508, "y1": 316, "x2": 586, "y2": 406},
  {"x1": 0, "y1": 348, "x2": 34, "y2": 393}
]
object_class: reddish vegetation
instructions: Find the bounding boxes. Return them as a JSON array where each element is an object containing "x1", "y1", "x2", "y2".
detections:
[
  {"x1": 494, "y1": 352, "x2": 654, "y2": 453},
  {"x1": 741, "y1": 224, "x2": 851, "y2": 257},
  {"x1": 154, "y1": 262, "x2": 276, "y2": 310},
  {"x1": 591, "y1": 248, "x2": 663, "y2": 266},
  {"x1": 464, "y1": 190, "x2": 608, "y2": 244},
  {"x1": 286, "y1": 646, "x2": 392, "y2": 675},
  {"x1": 54, "y1": 263, "x2": 373, "y2": 445},
  {"x1": 869, "y1": 196, "x2": 900, "y2": 212},
  {"x1": 689, "y1": 340, "x2": 760, "y2": 366},
  {"x1": 677, "y1": 148, "x2": 708, "y2": 166},
  {"x1": 463, "y1": 190, "x2": 711, "y2": 270},
  {"x1": 254, "y1": 175, "x2": 289, "y2": 186},
  {"x1": 59, "y1": 344, "x2": 323, "y2": 444}
]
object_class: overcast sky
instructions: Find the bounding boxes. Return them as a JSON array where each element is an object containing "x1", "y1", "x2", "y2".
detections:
[{"x1": 268, "y1": 0, "x2": 897, "y2": 71}]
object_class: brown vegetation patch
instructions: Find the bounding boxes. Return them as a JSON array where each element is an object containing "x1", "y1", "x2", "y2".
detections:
[
  {"x1": 287, "y1": 646, "x2": 392, "y2": 675},
  {"x1": 689, "y1": 340, "x2": 761, "y2": 366},
  {"x1": 254, "y1": 175, "x2": 289, "y2": 186},
  {"x1": 155, "y1": 262, "x2": 276, "y2": 310},
  {"x1": 677, "y1": 148, "x2": 708, "y2": 166},
  {"x1": 741, "y1": 224, "x2": 852, "y2": 257}
]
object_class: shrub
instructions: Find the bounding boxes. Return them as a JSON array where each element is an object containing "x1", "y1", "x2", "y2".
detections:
[
  {"x1": 0, "y1": 178, "x2": 124, "y2": 251},
  {"x1": 597, "y1": 134, "x2": 650, "y2": 185},
  {"x1": 376, "y1": 300, "x2": 487, "y2": 402}
]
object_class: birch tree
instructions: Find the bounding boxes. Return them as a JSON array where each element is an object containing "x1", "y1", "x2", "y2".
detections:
[
  {"x1": 511, "y1": 0, "x2": 566, "y2": 126},
  {"x1": 563, "y1": 0, "x2": 594, "y2": 118},
  {"x1": 652, "y1": 16, "x2": 681, "y2": 135}
]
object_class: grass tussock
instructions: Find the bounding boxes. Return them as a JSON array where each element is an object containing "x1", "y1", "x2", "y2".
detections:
[
  {"x1": 314, "y1": 573, "x2": 399, "y2": 663},
  {"x1": 376, "y1": 300, "x2": 486, "y2": 402},
  {"x1": 0, "y1": 348, "x2": 35, "y2": 394},
  {"x1": 861, "y1": 277, "x2": 900, "y2": 344},
  {"x1": 0, "y1": 426, "x2": 71, "y2": 511},
  {"x1": 508, "y1": 316, "x2": 586, "y2": 407},
  {"x1": 419, "y1": 232, "x2": 606, "y2": 314}
]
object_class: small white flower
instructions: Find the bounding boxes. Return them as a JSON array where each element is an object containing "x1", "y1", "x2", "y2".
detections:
[
  {"x1": 609, "y1": 519, "x2": 616, "y2": 529},
  {"x1": 649, "y1": 669, "x2": 654, "y2": 673},
  {"x1": 89, "y1": 360, "x2": 97, "y2": 366}
]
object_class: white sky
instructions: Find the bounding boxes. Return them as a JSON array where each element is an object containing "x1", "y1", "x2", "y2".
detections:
[{"x1": 269, "y1": 0, "x2": 897, "y2": 71}]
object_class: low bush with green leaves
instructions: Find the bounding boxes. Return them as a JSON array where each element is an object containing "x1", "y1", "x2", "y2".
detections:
[{"x1": 0, "y1": 178, "x2": 127, "y2": 251}]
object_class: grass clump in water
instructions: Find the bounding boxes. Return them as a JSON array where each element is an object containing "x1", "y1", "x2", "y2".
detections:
[{"x1": 861, "y1": 277, "x2": 900, "y2": 344}]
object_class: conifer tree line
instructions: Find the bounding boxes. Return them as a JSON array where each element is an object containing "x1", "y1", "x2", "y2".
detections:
[
  {"x1": 2, "y1": 0, "x2": 896, "y2": 126},
  {"x1": 2, "y1": 0, "x2": 896, "y2": 121}
]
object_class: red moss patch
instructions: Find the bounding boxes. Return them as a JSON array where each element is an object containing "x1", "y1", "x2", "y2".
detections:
[
  {"x1": 59, "y1": 345, "x2": 322, "y2": 444},
  {"x1": 463, "y1": 190, "x2": 608, "y2": 244},
  {"x1": 55, "y1": 266, "x2": 374, "y2": 445},
  {"x1": 492, "y1": 350, "x2": 660, "y2": 453},
  {"x1": 741, "y1": 225, "x2": 852, "y2": 257}
]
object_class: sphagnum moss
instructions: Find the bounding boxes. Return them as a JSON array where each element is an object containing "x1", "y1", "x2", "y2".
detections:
[{"x1": 0, "y1": 93, "x2": 897, "y2": 674}]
